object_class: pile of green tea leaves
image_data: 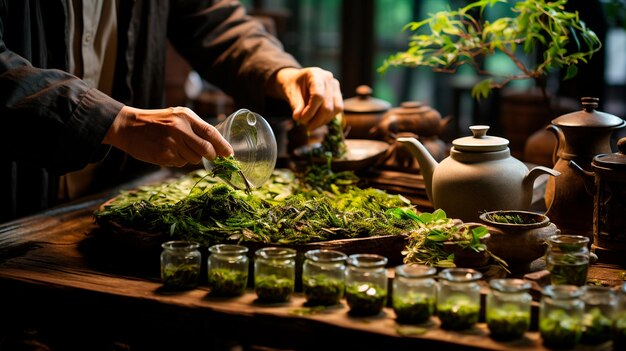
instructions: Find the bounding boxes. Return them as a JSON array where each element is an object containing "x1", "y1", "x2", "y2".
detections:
[
  {"x1": 484, "y1": 212, "x2": 538, "y2": 224},
  {"x1": 94, "y1": 161, "x2": 419, "y2": 247},
  {"x1": 399, "y1": 209, "x2": 509, "y2": 272},
  {"x1": 308, "y1": 114, "x2": 347, "y2": 159}
]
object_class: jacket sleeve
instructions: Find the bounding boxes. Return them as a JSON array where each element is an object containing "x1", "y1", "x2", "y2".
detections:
[
  {"x1": 0, "y1": 22, "x2": 124, "y2": 174},
  {"x1": 167, "y1": 0, "x2": 302, "y2": 111}
]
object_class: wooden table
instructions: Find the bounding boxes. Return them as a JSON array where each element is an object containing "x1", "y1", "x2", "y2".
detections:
[{"x1": 0, "y1": 169, "x2": 617, "y2": 351}]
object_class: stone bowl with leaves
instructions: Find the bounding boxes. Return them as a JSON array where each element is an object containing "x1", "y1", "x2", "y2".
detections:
[{"x1": 479, "y1": 210, "x2": 559, "y2": 274}]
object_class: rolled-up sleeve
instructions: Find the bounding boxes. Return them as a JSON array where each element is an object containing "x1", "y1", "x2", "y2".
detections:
[
  {"x1": 0, "y1": 38, "x2": 123, "y2": 174},
  {"x1": 167, "y1": 0, "x2": 301, "y2": 110}
]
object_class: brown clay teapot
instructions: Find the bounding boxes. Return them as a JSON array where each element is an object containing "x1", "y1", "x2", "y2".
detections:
[
  {"x1": 342, "y1": 85, "x2": 391, "y2": 139},
  {"x1": 398, "y1": 125, "x2": 560, "y2": 222},
  {"x1": 372, "y1": 101, "x2": 450, "y2": 169},
  {"x1": 371, "y1": 101, "x2": 449, "y2": 140},
  {"x1": 544, "y1": 97, "x2": 626, "y2": 238}
]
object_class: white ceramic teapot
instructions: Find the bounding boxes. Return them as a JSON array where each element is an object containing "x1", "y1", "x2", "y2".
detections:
[{"x1": 397, "y1": 125, "x2": 560, "y2": 222}]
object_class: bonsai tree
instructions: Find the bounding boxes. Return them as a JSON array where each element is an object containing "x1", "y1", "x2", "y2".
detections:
[{"x1": 378, "y1": 0, "x2": 602, "y2": 100}]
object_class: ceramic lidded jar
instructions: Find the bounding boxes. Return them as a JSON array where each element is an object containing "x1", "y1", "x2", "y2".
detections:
[
  {"x1": 372, "y1": 101, "x2": 450, "y2": 168},
  {"x1": 374, "y1": 101, "x2": 448, "y2": 139},
  {"x1": 590, "y1": 137, "x2": 626, "y2": 258},
  {"x1": 342, "y1": 85, "x2": 391, "y2": 139},
  {"x1": 545, "y1": 97, "x2": 625, "y2": 238}
]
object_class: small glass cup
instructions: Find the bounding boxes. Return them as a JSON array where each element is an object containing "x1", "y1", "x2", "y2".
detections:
[
  {"x1": 539, "y1": 285, "x2": 584, "y2": 349},
  {"x1": 545, "y1": 235, "x2": 590, "y2": 286},
  {"x1": 345, "y1": 254, "x2": 388, "y2": 316},
  {"x1": 160, "y1": 240, "x2": 201, "y2": 290},
  {"x1": 207, "y1": 244, "x2": 249, "y2": 297},
  {"x1": 486, "y1": 278, "x2": 532, "y2": 340},
  {"x1": 392, "y1": 264, "x2": 437, "y2": 324},
  {"x1": 302, "y1": 249, "x2": 347, "y2": 306},
  {"x1": 580, "y1": 285, "x2": 617, "y2": 345},
  {"x1": 254, "y1": 247, "x2": 296, "y2": 303},
  {"x1": 614, "y1": 282, "x2": 626, "y2": 349},
  {"x1": 437, "y1": 268, "x2": 482, "y2": 330}
]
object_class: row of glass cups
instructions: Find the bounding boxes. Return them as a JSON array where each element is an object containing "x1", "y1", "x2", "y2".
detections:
[
  {"x1": 391, "y1": 266, "x2": 626, "y2": 348},
  {"x1": 158, "y1": 241, "x2": 482, "y2": 323},
  {"x1": 159, "y1": 240, "x2": 388, "y2": 307},
  {"x1": 161, "y1": 240, "x2": 626, "y2": 347},
  {"x1": 159, "y1": 241, "x2": 481, "y2": 324}
]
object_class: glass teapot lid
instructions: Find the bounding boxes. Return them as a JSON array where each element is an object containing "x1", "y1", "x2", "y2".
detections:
[{"x1": 452, "y1": 125, "x2": 509, "y2": 152}]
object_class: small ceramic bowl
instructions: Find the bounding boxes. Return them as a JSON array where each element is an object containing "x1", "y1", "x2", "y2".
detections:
[{"x1": 480, "y1": 210, "x2": 559, "y2": 275}]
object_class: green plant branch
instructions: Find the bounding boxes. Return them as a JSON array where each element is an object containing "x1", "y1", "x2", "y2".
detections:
[{"x1": 379, "y1": 0, "x2": 602, "y2": 100}]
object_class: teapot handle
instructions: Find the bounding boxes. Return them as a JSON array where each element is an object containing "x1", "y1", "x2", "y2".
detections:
[{"x1": 546, "y1": 124, "x2": 564, "y2": 165}]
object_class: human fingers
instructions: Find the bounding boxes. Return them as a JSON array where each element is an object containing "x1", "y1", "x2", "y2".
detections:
[
  {"x1": 299, "y1": 68, "x2": 342, "y2": 130},
  {"x1": 173, "y1": 107, "x2": 234, "y2": 159},
  {"x1": 304, "y1": 77, "x2": 343, "y2": 131}
]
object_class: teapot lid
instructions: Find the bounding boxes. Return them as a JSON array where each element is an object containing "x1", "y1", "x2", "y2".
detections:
[
  {"x1": 551, "y1": 97, "x2": 625, "y2": 128},
  {"x1": 344, "y1": 85, "x2": 391, "y2": 113},
  {"x1": 593, "y1": 137, "x2": 626, "y2": 170},
  {"x1": 452, "y1": 125, "x2": 509, "y2": 152},
  {"x1": 384, "y1": 100, "x2": 441, "y2": 116}
]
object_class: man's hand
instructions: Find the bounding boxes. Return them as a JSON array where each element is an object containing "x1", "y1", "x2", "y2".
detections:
[
  {"x1": 103, "y1": 106, "x2": 233, "y2": 168},
  {"x1": 272, "y1": 67, "x2": 343, "y2": 131}
]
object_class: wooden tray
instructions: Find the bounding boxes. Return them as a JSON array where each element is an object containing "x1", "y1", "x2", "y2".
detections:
[
  {"x1": 94, "y1": 198, "x2": 409, "y2": 266},
  {"x1": 96, "y1": 219, "x2": 406, "y2": 264}
]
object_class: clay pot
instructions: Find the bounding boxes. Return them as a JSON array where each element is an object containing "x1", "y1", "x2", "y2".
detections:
[
  {"x1": 373, "y1": 101, "x2": 450, "y2": 171},
  {"x1": 372, "y1": 101, "x2": 450, "y2": 140},
  {"x1": 343, "y1": 85, "x2": 391, "y2": 139},
  {"x1": 480, "y1": 210, "x2": 559, "y2": 275},
  {"x1": 397, "y1": 126, "x2": 560, "y2": 223},
  {"x1": 544, "y1": 97, "x2": 625, "y2": 239}
]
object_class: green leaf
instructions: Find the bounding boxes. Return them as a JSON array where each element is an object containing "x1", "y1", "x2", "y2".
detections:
[
  {"x1": 432, "y1": 208, "x2": 448, "y2": 221},
  {"x1": 427, "y1": 233, "x2": 450, "y2": 242},
  {"x1": 471, "y1": 78, "x2": 493, "y2": 100},
  {"x1": 471, "y1": 225, "x2": 489, "y2": 239},
  {"x1": 564, "y1": 64, "x2": 578, "y2": 80},
  {"x1": 417, "y1": 212, "x2": 434, "y2": 224}
]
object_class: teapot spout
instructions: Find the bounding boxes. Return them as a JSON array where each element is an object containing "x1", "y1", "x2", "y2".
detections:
[
  {"x1": 397, "y1": 137, "x2": 439, "y2": 202},
  {"x1": 522, "y1": 166, "x2": 560, "y2": 207}
]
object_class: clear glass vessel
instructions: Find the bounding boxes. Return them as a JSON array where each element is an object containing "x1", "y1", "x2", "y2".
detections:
[
  {"x1": 392, "y1": 264, "x2": 437, "y2": 324},
  {"x1": 580, "y1": 285, "x2": 617, "y2": 345},
  {"x1": 486, "y1": 278, "x2": 532, "y2": 340},
  {"x1": 207, "y1": 244, "x2": 249, "y2": 297},
  {"x1": 345, "y1": 254, "x2": 388, "y2": 316},
  {"x1": 437, "y1": 268, "x2": 482, "y2": 330},
  {"x1": 539, "y1": 285, "x2": 584, "y2": 349},
  {"x1": 545, "y1": 235, "x2": 590, "y2": 286},
  {"x1": 254, "y1": 247, "x2": 296, "y2": 303},
  {"x1": 160, "y1": 240, "x2": 201, "y2": 290},
  {"x1": 614, "y1": 282, "x2": 626, "y2": 350},
  {"x1": 302, "y1": 249, "x2": 347, "y2": 306}
]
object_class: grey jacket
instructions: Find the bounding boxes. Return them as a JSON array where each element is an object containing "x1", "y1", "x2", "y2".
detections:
[{"x1": 0, "y1": 0, "x2": 300, "y2": 221}]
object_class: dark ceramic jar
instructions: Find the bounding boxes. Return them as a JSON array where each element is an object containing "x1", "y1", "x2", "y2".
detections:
[
  {"x1": 374, "y1": 101, "x2": 450, "y2": 170},
  {"x1": 343, "y1": 85, "x2": 391, "y2": 139},
  {"x1": 586, "y1": 137, "x2": 626, "y2": 261}
]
